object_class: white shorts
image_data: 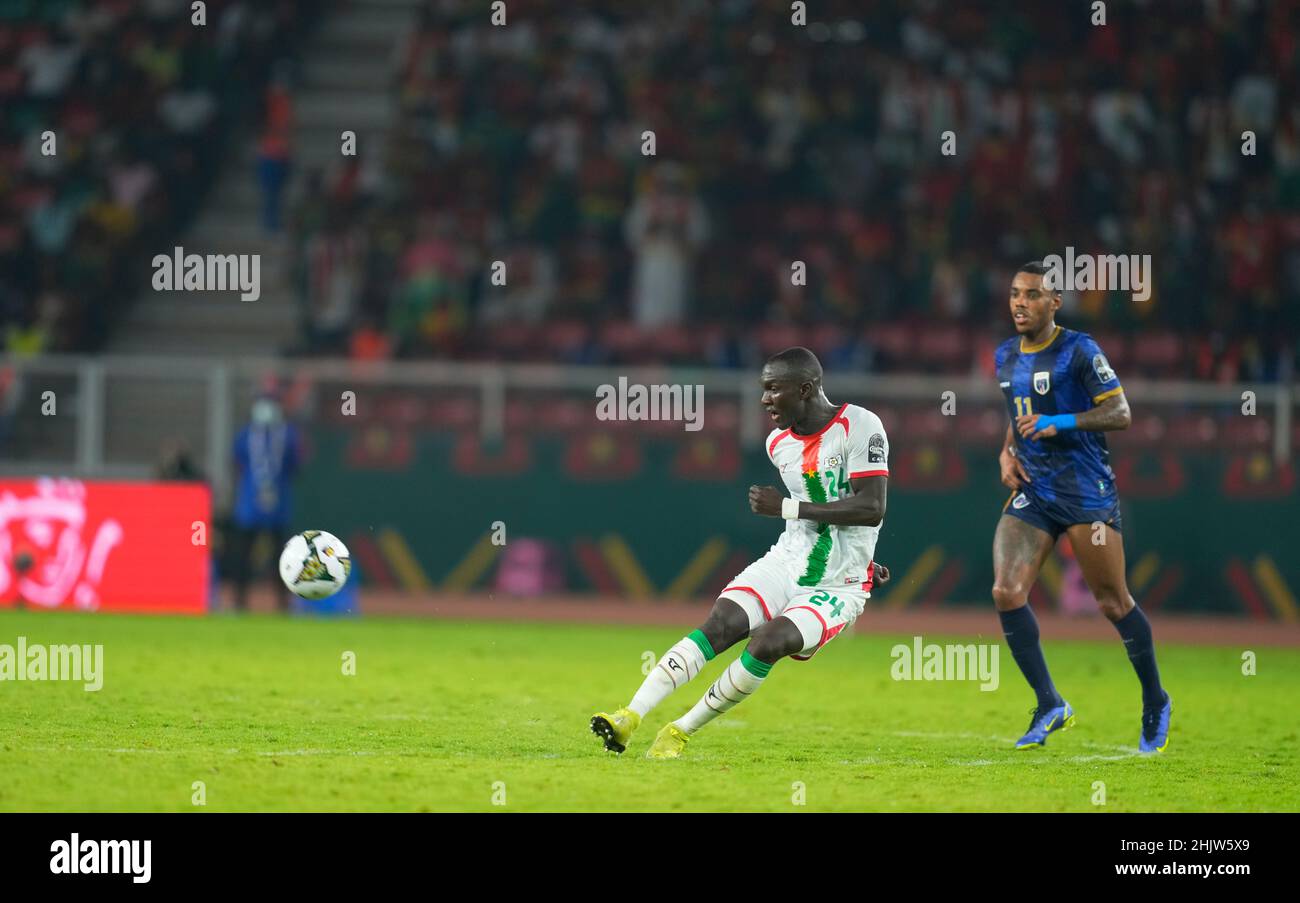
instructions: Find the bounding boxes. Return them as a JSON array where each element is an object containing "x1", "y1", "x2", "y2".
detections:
[{"x1": 718, "y1": 549, "x2": 870, "y2": 661}]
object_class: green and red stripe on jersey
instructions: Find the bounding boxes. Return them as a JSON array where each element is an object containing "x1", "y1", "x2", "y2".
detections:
[
  {"x1": 769, "y1": 405, "x2": 855, "y2": 588},
  {"x1": 794, "y1": 417, "x2": 837, "y2": 586}
]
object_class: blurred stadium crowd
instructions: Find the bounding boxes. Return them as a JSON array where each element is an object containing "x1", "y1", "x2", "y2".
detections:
[
  {"x1": 293, "y1": 0, "x2": 1300, "y2": 382},
  {"x1": 3, "y1": 0, "x2": 1298, "y2": 383},
  {"x1": 0, "y1": 0, "x2": 310, "y2": 352}
]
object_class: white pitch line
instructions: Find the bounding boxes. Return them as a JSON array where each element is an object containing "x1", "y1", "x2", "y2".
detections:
[
  {"x1": 256, "y1": 749, "x2": 381, "y2": 757},
  {"x1": 11, "y1": 745, "x2": 383, "y2": 758},
  {"x1": 887, "y1": 730, "x2": 1144, "y2": 765},
  {"x1": 11, "y1": 746, "x2": 177, "y2": 755}
]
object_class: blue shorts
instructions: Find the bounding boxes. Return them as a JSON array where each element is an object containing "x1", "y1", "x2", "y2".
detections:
[{"x1": 1001, "y1": 489, "x2": 1122, "y2": 540}]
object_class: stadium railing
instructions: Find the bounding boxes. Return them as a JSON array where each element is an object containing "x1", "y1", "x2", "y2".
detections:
[{"x1": 0, "y1": 354, "x2": 1294, "y2": 508}]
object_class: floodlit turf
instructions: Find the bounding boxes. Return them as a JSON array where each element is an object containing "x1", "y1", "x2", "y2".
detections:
[{"x1": 1, "y1": 609, "x2": 1297, "y2": 812}]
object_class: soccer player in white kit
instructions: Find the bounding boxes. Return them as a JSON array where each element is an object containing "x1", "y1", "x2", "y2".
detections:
[{"x1": 590, "y1": 347, "x2": 892, "y2": 758}]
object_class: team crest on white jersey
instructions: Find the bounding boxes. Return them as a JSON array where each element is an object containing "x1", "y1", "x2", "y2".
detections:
[
  {"x1": 824, "y1": 454, "x2": 843, "y2": 468},
  {"x1": 867, "y1": 433, "x2": 886, "y2": 464},
  {"x1": 1033, "y1": 371, "x2": 1051, "y2": 395}
]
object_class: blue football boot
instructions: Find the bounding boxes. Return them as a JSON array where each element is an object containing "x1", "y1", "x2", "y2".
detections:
[
  {"x1": 1139, "y1": 695, "x2": 1172, "y2": 754},
  {"x1": 1015, "y1": 700, "x2": 1075, "y2": 749}
]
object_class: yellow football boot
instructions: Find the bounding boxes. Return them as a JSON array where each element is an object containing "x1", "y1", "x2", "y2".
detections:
[
  {"x1": 645, "y1": 723, "x2": 690, "y2": 759},
  {"x1": 590, "y1": 708, "x2": 641, "y2": 754}
]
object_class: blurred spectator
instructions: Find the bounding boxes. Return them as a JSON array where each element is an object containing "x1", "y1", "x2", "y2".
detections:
[
  {"x1": 17, "y1": 25, "x2": 81, "y2": 99},
  {"x1": 255, "y1": 67, "x2": 294, "y2": 234},
  {"x1": 623, "y1": 163, "x2": 710, "y2": 327},
  {"x1": 0, "y1": 364, "x2": 20, "y2": 448},
  {"x1": 388, "y1": 211, "x2": 469, "y2": 355},
  {"x1": 477, "y1": 242, "x2": 557, "y2": 326},
  {"x1": 349, "y1": 315, "x2": 393, "y2": 361},
  {"x1": 156, "y1": 437, "x2": 203, "y2": 482},
  {"x1": 229, "y1": 395, "x2": 301, "y2": 613},
  {"x1": 302, "y1": 214, "x2": 364, "y2": 352}
]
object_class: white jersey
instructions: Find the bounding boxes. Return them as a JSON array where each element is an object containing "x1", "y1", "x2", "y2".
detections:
[{"x1": 764, "y1": 403, "x2": 889, "y2": 591}]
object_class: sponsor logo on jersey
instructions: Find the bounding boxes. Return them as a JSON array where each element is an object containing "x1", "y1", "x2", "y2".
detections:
[
  {"x1": 1093, "y1": 353, "x2": 1116, "y2": 383},
  {"x1": 999, "y1": 381, "x2": 1011, "y2": 388},
  {"x1": 1033, "y1": 371, "x2": 1051, "y2": 395},
  {"x1": 867, "y1": 433, "x2": 885, "y2": 464},
  {"x1": 1012, "y1": 493, "x2": 1030, "y2": 509}
]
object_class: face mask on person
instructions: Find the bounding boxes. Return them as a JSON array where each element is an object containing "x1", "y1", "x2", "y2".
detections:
[{"x1": 251, "y1": 399, "x2": 282, "y2": 425}]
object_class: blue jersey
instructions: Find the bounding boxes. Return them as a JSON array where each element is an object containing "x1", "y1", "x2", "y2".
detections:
[
  {"x1": 232, "y1": 422, "x2": 301, "y2": 529},
  {"x1": 995, "y1": 326, "x2": 1124, "y2": 509}
]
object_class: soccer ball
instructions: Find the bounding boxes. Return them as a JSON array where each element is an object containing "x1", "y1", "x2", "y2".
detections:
[{"x1": 279, "y1": 530, "x2": 352, "y2": 600}]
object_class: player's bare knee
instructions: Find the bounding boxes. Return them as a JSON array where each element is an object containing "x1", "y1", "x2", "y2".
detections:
[
  {"x1": 747, "y1": 620, "x2": 801, "y2": 663},
  {"x1": 991, "y1": 582, "x2": 1028, "y2": 610},
  {"x1": 1095, "y1": 592, "x2": 1131, "y2": 621},
  {"x1": 701, "y1": 598, "x2": 749, "y2": 652}
]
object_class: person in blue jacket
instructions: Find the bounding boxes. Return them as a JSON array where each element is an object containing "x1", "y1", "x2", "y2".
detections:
[{"x1": 230, "y1": 394, "x2": 301, "y2": 612}]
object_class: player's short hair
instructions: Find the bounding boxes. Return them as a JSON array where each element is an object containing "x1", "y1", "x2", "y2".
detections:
[
  {"x1": 1016, "y1": 260, "x2": 1060, "y2": 295},
  {"x1": 764, "y1": 346, "x2": 823, "y2": 385}
]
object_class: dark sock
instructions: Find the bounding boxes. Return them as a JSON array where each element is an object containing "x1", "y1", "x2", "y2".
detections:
[
  {"x1": 1113, "y1": 606, "x2": 1167, "y2": 709},
  {"x1": 998, "y1": 605, "x2": 1063, "y2": 711}
]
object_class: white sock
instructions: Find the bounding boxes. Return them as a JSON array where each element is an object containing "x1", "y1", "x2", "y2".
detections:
[
  {"x1": 627, "y1": 631, "x2": 714, "y2": 717},
  {"x1": 676, "y1": 650, "x2": 771, "y2": 734}
]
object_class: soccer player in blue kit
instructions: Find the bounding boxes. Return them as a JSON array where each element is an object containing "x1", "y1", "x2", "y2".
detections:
[{"x1": 993, "y1": 262, "x2": 1171, "y2": 753}]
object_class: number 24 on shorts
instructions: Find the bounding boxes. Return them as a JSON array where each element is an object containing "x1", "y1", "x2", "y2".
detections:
[{"x1": 808, "y1": 590, "x2": 844, "y2": 617}]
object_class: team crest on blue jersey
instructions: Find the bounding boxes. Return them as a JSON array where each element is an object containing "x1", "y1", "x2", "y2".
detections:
[
  {"x1": 1033, "y1": 371, "x2": 1051, "y2": 395},
  {"x1": 1093, "y1": 353, "x2": 1115, "y2": 383},
  {"x1": 1012, "y1": 493, "x2": 1029, "y2": 509}
]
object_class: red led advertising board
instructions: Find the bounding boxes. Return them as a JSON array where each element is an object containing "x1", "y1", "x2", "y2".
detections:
[{"x1": 0, "y1": 479, "x2": 210, "y2": 614}]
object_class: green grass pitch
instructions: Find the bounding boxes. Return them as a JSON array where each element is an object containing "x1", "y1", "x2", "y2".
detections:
[{"x1": 1, "y1": 608, "x2": 1297, "y2": 812}]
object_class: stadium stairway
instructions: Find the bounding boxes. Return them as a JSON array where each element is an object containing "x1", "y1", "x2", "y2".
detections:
[{"x1": 107, "y1": 0, "x2": 418, "y2": 359}]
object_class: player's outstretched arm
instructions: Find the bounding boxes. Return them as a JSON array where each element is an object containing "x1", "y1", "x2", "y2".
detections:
[
  {"x1": 748, "y1": 476, "x2": 886, "y2": 527},
  {"x1": 1016, "y1": 392, "x2": 1131, "y2": 440}
]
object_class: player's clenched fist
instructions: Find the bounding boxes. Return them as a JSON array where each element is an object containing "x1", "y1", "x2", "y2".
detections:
[
  {"x1": 1016, "y1": 412, "x2": 1058, "y2": 441},
  {"x1": 999, "y1": 446, "x2": 1032, "y2": 489},
  {"x1": 748, "y1": 485, "x2": 784, "y2": 517}
]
